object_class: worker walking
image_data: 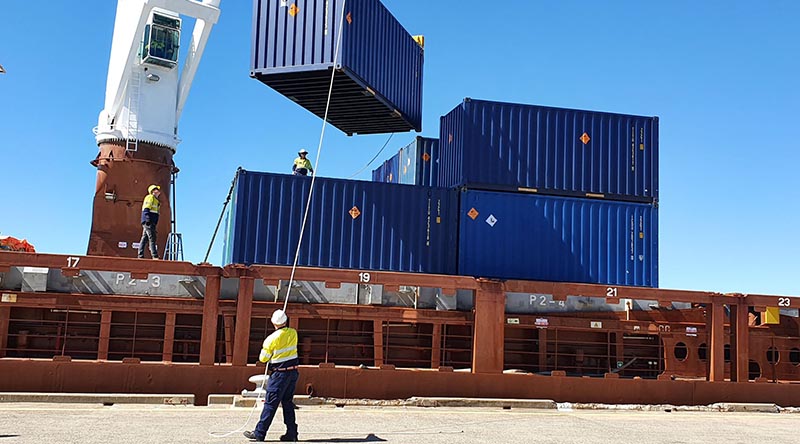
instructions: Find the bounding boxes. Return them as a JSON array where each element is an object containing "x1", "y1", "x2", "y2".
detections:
[
  {"x1": 138, "y1": 184, "x2": 161, "y2": 259},
  {"x1": 244, "y1": 309, "x2": 299, "y2": 442},
  {"x1": 292, "y1": 149, "x2": 314, "y2": 176}
]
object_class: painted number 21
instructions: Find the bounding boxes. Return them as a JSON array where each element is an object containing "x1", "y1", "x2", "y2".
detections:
[{"x1": 606, "y1": 287, "x2": 618, "y2": 298}]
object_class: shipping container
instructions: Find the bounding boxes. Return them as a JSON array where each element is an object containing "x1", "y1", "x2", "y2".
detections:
[
  {"x1": 372, "y1": 137, "x2": 439, "y2": 186},
  {"x1": 224, "y1": 170, "x2": 457, "y2": 274},
  {"x1": 458, "y1": 190, "x2": 658, "y2": 287},
  {"x1": 371, "y1": 154, "x2": 399, "y2": 184},
  {"x1": 439, "y1": 99, "x2": 658, "y2": 202},
  {"x1": 251, "y1": 0, "x2": 424, "y2": 135}
]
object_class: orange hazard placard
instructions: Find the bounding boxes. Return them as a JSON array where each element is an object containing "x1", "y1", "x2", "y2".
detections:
[
  {"x1": 349, "y1": 206, "x2": 361, "y2": 220},
  {"x1": 346, "y1": 12, "x2": 352, "y2": 24},
  {"x1": 580, "y1": 132, "x2": 591, "y2": 145},
  {"x1": 422, "y1": 153, "x2": 431, "y2": 162},
  {"x1": 289, "y1": 4, "x2": 299, "y2": 17},
  {"x1": 467, "y1": 208, "x2": 479, "y2": 220}
]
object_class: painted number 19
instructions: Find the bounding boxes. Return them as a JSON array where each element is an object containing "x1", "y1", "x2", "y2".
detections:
[{"x1": 359, "y1": 272, "x2": 371, "y2": 283}]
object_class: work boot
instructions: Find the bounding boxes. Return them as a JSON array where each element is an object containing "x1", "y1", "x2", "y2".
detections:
[
  {"x1": 279, "y1": 433, "x2": 298, "y2": 442},
  {"x1": 243, "y1": 430, "x2": 264, "y2": 441}
]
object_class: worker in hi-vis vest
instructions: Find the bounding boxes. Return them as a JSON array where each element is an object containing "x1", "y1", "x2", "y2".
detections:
[
  {"x1": 292, "y1": 149, "x2": 314, "y2": 176},
  {"x1": 138, "y1": 184, "x2": 161, "y2": 259},
  {"x1": 244, "y1": 309, "x2": 299, "y2": 442}
]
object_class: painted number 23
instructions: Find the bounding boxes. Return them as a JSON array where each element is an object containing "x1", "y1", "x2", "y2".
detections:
[{"x1": 778, "y1": 297, "x2": 791, "y2": 307}]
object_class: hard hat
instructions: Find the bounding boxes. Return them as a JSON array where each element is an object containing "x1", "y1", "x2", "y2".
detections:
[
  {"x1": 148, "y1": 185, "x2": 161, "y2": 193},
  {"x1": 298, "y1": 149, "x2": 309, "y2": 155},
  {"x1": 271, "y1": 309, "x2": 288, "y2": 325}
]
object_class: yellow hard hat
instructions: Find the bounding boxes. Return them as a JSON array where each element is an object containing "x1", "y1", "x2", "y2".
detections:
[{"x1": 148, "y1": 185, "x2": 161, "y2": 193}]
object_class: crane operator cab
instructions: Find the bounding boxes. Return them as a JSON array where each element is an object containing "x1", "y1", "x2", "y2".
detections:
[{"x1": 140, "y1": 10, "x2": 181, "y2": 69}]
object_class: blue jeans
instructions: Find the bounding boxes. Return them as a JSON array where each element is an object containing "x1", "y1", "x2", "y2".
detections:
[{"x1": 254, "y1": 370, "x2": 299, "y2": 440}]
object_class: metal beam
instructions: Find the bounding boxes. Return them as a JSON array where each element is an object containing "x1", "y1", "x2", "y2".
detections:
[
  {"x1": 232, "y1": 277, "x2": 254, "y2": 366},
  {"x1": 709, "y1": 300, "x2": 726, "y2": 382},
  {"x1": 472, "y1": 281, "x2": 505, "y2": 374},
  {"x1": 199, "y1": 275, "x2": 220, "y2": 365},
  {"x1": 98, "y1": 310, "x2": 112, "y2": 361},
  {"x1": 0, "y1": 306, "x2": 9, "y2": 358}
]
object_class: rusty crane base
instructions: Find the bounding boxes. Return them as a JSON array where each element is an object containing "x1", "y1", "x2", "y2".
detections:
[{"x1": 1, "y1": 251, "x2": 800, "y2": 406}]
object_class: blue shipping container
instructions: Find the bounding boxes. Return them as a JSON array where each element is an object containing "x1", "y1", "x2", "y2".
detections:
[
  {"x1": 439, "y1": 99, "x2": 658, "y2": 202},
  {"x1": 224, "y1": 170, "x2": 458, "y2": 274},
  {"x1": 251, "y1": 0, "x2": 423, "y2": 135},
  {"x1": 372, "y1": 137, "x2": 439, "y2": 186},
  {"x1": 458, "y1": 190, "x2": 658, "y2": 287},
  {"x1": 371, "y1": 153, "x2": 400, "y2": 184}
]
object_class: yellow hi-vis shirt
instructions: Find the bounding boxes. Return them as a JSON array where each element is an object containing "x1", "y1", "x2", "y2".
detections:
[
  {"x1": 259, "y1": 327, "x2": 298, "y2": 366},
  {"x1": 142, "y1": 194, "x2": 160, "y2": 214},
  {"x1": 293, "y1": 157, "x2": 313, "y2": 172}
]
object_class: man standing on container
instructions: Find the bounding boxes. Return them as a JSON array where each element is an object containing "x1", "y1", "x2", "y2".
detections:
[
  {"x1": 292, "y1": 149, "x2": 314, "y2": 176},
  {"x1": 137, "y1": 184, "x2": 161, "y2": 259},
  {"x1": 244, "y1": 309, "x2": 299, "y2": 442}
]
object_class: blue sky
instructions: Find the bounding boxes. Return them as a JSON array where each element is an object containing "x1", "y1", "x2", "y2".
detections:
[{"x1": 1, "y1": 0, "x2": 798, "y2": 295}]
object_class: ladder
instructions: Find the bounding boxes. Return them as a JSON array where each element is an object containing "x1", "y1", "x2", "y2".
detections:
[
  {"x1": 163, "y1": 232, "x2": 184, "y2": 261},
  {"x1": 126, "y1": 69, "x2": 142, "y2": 152},
  {"x1": 163, "y1": 171, "x2": 184, "y2": 261}
]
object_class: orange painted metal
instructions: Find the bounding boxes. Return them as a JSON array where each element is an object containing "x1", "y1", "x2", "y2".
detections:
[
  {"x1": 2, "y1": 251, "x2": 800, "y2": 405},
  {"x1": 709, "y1": 299, "x2": 726, "y2": 382},
  {"x1": 472, "y1": 280, "x2": 505, "y2": 373},
  {"x1": 199, "y1": 274, "x2": 220, "y2": 365},
  {"x1": 88, "y1": 141, "x2": 176, "y2": 258},
  {"x1": 232, "y1": 277, "x2": 254, "y2": 366},
  {"x1": 3, "y1": 361, "x2": 800, "y2": 407}
]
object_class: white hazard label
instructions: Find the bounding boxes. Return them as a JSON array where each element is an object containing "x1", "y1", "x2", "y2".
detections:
[
  {"x1": 280, "y1": 0, "x2": 288, "y2": 6},
  {"x1": 132, "y1": 243, "x2": 141, "y2": 249},
  {"x1": 485, "y1": 214, "x2": 497, "y2": 227},
  {"x1": 118, "y1": 242, "x2": 128, "y2": 248}
]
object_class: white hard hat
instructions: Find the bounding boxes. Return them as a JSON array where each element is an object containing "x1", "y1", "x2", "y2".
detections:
[
  {"x1": 298, "y1": 149, "x2": 309, "y2": 154},
  {"x1": 271, "y1": 309, "x2": 288, "y2": 325}
]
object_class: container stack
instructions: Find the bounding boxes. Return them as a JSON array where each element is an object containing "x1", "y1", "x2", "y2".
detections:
[
  {"x1": 373, "y1": 99, "x2": 659, "y2": 287},
  {"x1": 371, "y1": 136, "x2": 439, "y2": 186},
  {"x1": 445, "y1": 99, "x2": 658, "y2": 287}
]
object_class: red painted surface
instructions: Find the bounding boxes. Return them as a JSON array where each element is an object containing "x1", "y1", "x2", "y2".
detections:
[{"x1": 1, "y1": 251, "x2": 800, "y2": 405}]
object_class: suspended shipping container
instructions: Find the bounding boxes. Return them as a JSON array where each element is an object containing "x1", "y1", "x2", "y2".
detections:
[
  {"x1": 224, "y1": 170, "x2": 457, "y2": 275},
  {"x1": 458, "y1": 190, "x2": 658, "y2": 287},
  {"x1": 439, "y1": 99, "x2": 658, "y2": 202},
  {"x1": 372, "y1": 137, "x2": 439, "y2": 186},
  {"x1": 251, "y1": 0, "x2": 424, "y2": 135}
]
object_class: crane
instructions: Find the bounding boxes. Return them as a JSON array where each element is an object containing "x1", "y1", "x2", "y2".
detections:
[{"x1": 88, "y1": 0, "x2": 220, "y2": 259}]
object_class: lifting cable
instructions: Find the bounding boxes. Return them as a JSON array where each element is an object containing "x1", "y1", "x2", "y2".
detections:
[
  {"x1": 346, "y1": 132, "x2": 394, "y2": 179},
  {"x1": 209, "y1": 0, "x2": 348, "y2": 438},
  {"x1": 203, "y1": 166, "x2": 241, "y2": 264}
]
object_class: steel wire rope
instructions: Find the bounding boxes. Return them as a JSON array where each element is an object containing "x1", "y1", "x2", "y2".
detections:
[
  {"x1": 209, "y1": 0, "x2": 348, "y2": 438},
  {"x1": 346, "y1": 133, "x2": 394, "y2": 179}
]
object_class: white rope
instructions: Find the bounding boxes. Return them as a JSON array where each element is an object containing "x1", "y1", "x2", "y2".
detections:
[
  {"x1": 282, "y1": 0, "x2": 348, "y2": 313},
  {"x1": 210, "y1": 0, "x2": 347, "y2": 438}
]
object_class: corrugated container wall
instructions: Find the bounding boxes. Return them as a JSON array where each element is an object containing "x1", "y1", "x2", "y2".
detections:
[
  {"x1": 372, "y1": 154, "x2": 400, "y2": 184},
  {"x1": 224, "y1": 170, "x2": 458, "y2": 275},
  {"x1": 415, "y1": 137, "x2": 439, "y2": 187},
  {"x1": 439, "y1": 99, "x2": 658, "y2": 202},
  {"x1": 458, "y1": 190, "x2": 658, "y2": 287},
  {"x1": 372, "y1": 137, "x2": 439, "y2": 186},
  {"x1": 251, "y1": 0, "x2": 423, "y2": 135}
]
